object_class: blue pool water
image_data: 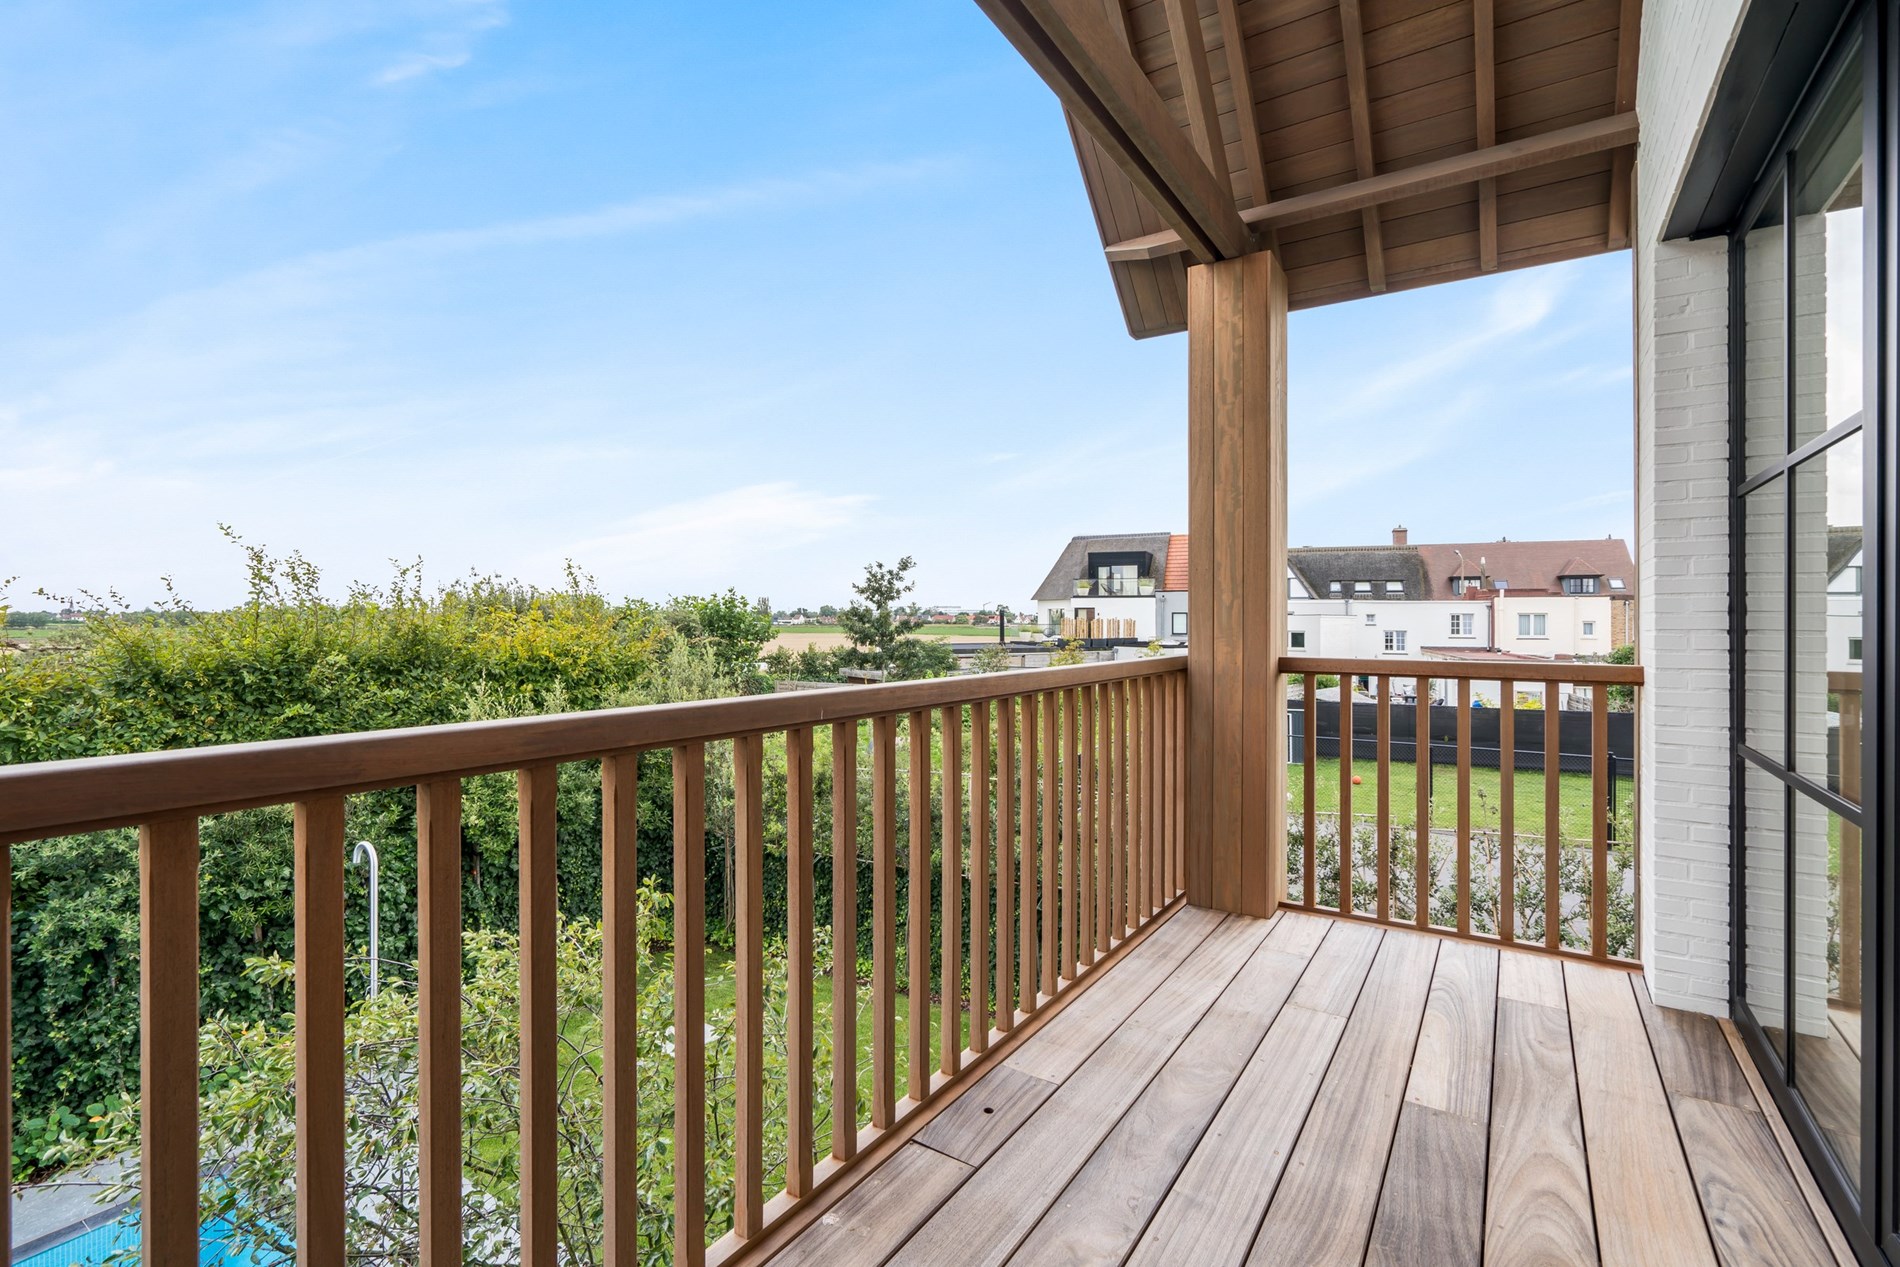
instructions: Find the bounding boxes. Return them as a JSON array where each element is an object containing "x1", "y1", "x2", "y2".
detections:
[{"x1": 16, "y1": 1214, "x2": 269, "y2": 1266}]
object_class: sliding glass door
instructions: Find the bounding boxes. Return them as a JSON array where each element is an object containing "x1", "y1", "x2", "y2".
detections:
[{"x1": 1731, "y1": 5, "x2": 1893, "y2": 1256}]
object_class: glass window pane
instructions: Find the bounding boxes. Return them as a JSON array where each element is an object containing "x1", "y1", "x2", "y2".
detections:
[
  {"x1": 1792, "y1": 45, "x2": 1864, "y2": 450},
  {"x1": 1743, "y1": 179, "x2": 1787, "y2": 477},
  {"x1": 1792, "y1": 433, "x2": 1862, "y2": 791},
  {"x1": 1743, "y1": 762, "x2": 1788, "y2": 1062},
  {"x1": 1744, "y1": 475, "x2": 1787, "y2": 756},
  {"x1": 1791, "y1": 792, "x2": 1862, "y2": 1186}
]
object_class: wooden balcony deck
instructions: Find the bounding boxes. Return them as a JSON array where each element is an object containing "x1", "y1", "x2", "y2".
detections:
[{"x1": 765, "y1": 905, "x2": 1853, "y2": 1267}]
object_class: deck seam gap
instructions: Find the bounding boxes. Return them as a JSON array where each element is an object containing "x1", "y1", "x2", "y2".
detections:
[{"x1": 1561, "y1": 963, "x2": 1607, "y2": 1263}]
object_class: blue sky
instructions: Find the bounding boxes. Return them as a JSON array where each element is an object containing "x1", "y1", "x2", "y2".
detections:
[{"x1": 0, "y1": 0, "x2": 1633, "y2": 612}]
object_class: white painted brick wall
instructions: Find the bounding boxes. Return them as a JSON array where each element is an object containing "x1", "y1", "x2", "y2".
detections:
[{"x1": 1634, "y1": 0, "x2": 1750, "y2": 1014}]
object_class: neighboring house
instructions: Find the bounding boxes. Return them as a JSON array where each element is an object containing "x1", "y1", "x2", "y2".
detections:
[
  {"x1": 1031, "y1": 532, "x2": 1171, "y2": 641},
  {"x1": 1830, "y1": 527, "x2": 1865, "y2": 675}
]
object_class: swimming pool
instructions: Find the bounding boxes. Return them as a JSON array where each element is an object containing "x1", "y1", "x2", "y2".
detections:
[{"x1": 16, "y1": 1213, "x2": 271, "y2": 1266}]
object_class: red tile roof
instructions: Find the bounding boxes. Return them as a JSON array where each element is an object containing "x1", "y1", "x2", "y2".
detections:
[{"x1": 1162, "y1": 533, "x2": 1190, "y2": 592}]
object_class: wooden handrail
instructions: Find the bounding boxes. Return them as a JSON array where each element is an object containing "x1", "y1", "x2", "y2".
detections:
[
  {"x1": 0, "y1": 657, "x2": 1185, "y2": 844},
  {"x1": 1280, "y1": 655, "x2": 1643, "y2": 684}
]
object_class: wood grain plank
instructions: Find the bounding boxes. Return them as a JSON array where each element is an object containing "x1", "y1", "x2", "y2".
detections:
[
  {"x1": 416, "y1": 780, "x2": 463, "y2": 1265},
  {"x1": 915, "y1": 1063, "x2": 1060, "y2": 1166},
  {"x1": 1081, "y1": 686, "x2": 1099, "y2": 963},
  {"x1": 874, "y1": 715, "x2": 899, "y2": 1126},
  {"x1": 910, "y1": 710, "x2": 933, "y2": 1102},
  {"x1": 293, "y1": 797, "x2": 346, "y2": 1265},
  {"x1": 1565, "y1": 961, "x2": 1717, "y2": 1267},
  {"x1": 1284, "y1": 915, "x2": 1383, "y2": 1017},
  {"x1": 1005, "y1": 917, "x2": 1323, "y2": 1265},
  {"x1": 1338, "y1": 0, "x2": 1389, "y2": 290},
  {"x1": 1042, "y1": 690, "x2": 1060, "y2": 996},
  {"x1": 602, "y1": 752, "x2": 640, "y2": 1265},
  {"x1": 1498, "y1": 676, "x2": 1514, "y2": 942},
  {"x1": 1061, "y1": 688, "x2": 1077, "y2": 979},
  {"x1": 1376, "y1": 673, "x2": 1391, "y2": 921},
  {"x1": 1475, "y1": 0, "x2": 1498, "y2": 268},
  {"x1": 140, "y1": 816, "x2": 202, "y2": 1266},
  {"x1": 1246, "y1": 930, "x2": 1440, "y2": 1264},
  {"x1": 942, "y1": 708, "x2": 964, "y2": 1075},
  {"x1": 1021, "y1": 694, "x2": 1040, "y2": 1015},
  {"x1": 1006, "y1": 904, "x2": 1224, "y2": 1083},
  {"x1": 1633, "y1": 981, "x2": 1753, "y2": 1110},
  {"x1": 1673, "y1": 1097, "x2": 1837, "y2": 1267},
  {"x1": 972, "y1": 702, "x2": 992, "y2": 1051},
  {"x1": 1367, "y1": 941, "x2": 1498, "y2": 1266},
  {"x1": 1456, "y1": 678, "x2": 1472, "y2": 934},
  {"x1": 890, "y1": 915, "x2": 1275, "y2": 1267},
  {"x1": 1162, "y1": 0, "x2": 1231, "y2": 196},
  {"x1": 769, "y1": 1144, "x2": 973, "y2": 1267},
  {"x1": 1497, "y1": 947, "x2": 1566, "y2": 1009},
  {"x1": 1485, "y1": 997, "x2": 1598, "y2": 1264},
  {"x1": 998, "y1": 700, "x2": 1017, "y2": 1033}
]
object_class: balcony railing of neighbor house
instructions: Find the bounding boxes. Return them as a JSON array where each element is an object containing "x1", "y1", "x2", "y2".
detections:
[
  {"x1": 1072, "y1": 577, "x2": 1156, "y2": 598},
  {"x1": 1280, "y1": 655, "x2": 1645, "y2": 965},
  {"x1": 0, "y1": 657, "x2": 1186, "y2": 1265}
]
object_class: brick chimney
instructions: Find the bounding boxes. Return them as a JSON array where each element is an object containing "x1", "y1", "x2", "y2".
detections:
[{"x1": 1392, "y1": 525, "x2": 1408, "y2": 546}]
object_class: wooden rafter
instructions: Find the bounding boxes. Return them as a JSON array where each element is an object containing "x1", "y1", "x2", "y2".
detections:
[
  {"x1": 977, "y1": 0, "x2": 1251, "y2": 263},
  {"x1": 1606, "y1": 0, "x2": 1642, "y2": 248},
  {"x1": 1475, "y1": 0, "x2": 1498, "y2": 270},
  {"x1": 1104, "y1": 112, "x2": 1639, "y2": 261},
  {"x1": 1211, "y1": 0, "x2": 1280, "y2": 253},
  {"x1": 1162, "y1": 0, "x2": 1232, "y2": 199},
  {"x1": 1337, "y1": 0, "x2": 1386, "y2": 291}
]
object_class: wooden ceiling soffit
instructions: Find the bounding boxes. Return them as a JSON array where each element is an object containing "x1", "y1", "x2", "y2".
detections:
[
  {"x1": 1607, "y1": 0, "x2": 1643, "y2": 248},
  {"x1": 1104, "y1": 112, "x2": 1639, "y2": 264},
  {"x1": 976, "y1": 0, "x2": 1251, "y2": 263},
  {"x1": 1475, "y1": 0, "x2": 1498, "y2": 270}
]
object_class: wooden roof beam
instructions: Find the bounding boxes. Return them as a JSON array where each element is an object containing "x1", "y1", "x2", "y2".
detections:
[
  {"x1": 978, "y1": 0, "x2": 1252, "y2": 263},
  {"x1": 1162, "y1": 0, "x2": 1232, "y2": 199},
  {"x1": 1338, "y1": 0, "x2": 1387, "y2": 292},
  {"x1": 1606, "y1": 0, "x2": 1642, "y2": 248},
  {"x1": 1475, "y1": 0, "x2": 1498, "y2": 270},
  {"x1": 1104, "y1": 112, "x2": 1639, "y2": 261},
  {"x1": 1211, "y1": 0, "x2": 1279, "y2": 252}
]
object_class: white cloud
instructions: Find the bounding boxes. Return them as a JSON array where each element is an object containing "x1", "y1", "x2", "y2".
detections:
[
  {"x1": 562, "y1": 483, "x2": 875, "y2": 593},
  {"x1": 373, "y1": 0, "x2": 509, "y2": 84}
]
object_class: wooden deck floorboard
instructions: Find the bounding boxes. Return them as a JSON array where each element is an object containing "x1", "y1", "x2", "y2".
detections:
[{"x1": 762, "y1": 910, "x2": 1852, "y2": 1267}]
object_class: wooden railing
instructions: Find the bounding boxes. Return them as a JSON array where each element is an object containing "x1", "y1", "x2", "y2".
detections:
[
  {"x1": 0, "y1": 656, "x2": 1186, "y2": 1264},
  {"x1": 1279, "y1": 656, "x2": 1644, "y2": 965}
]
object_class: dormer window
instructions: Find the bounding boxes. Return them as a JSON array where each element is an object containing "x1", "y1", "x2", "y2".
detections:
[
  {"x1": 1354, "y1": 581, "x2": 1372, "y2": 594},
  {"x1": 1451, "y1": 576, "x2": 1481, "y2": 594},
  {"x1": 1384, "y1": 581, "x2": 1404, "y2": 594},
  {"x1": 1562, "y1": 576, "x2": 1600, "y2": 594},
  {"x1": 1608, "y1": 578, "x2": 1627, "y2": 590},
  {"x1": 1329, "y1": 581, "x2": 1342, "y2": 595}
]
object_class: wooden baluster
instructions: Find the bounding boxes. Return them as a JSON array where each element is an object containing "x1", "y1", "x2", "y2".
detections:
[
  {"x1": 1130, "y1": 678, "x2": 1145, "y2": 924},
  {"x1": 1544, "y1": 689, "x2": 1561, "y2": 951},
  {"x1": 872, "y1": 715, "x2": 898, "y2": 1125},
  {"x1": 734, "y1": 736, "x2": 766, "y2": 1235},
  {"x1": 1154, "y1": 676, "x2": 1166, "y2": 911},
  {"x1": 996, "y1": 700, "x2": 1015, "y2": 1032},
  {"x1": 1303, "y1": 672, "x2": 1317, "y2": 907},
  {"x1": 1498, "y1": 681, "x2": 1516, "y2": 946},
  {"x1": 829, "y1": 722, "x2": 859, "y2": 1160},
  {"x1": 786, "y1": 727, "x2": 816, "y2": 1195},
  {"x1": 1375, "y1": 674, "x2": 1391, "y2": 923},
  {"x1": 1108, "y1": 681, "x2": 1124, "y2": 940},
  {"x1": 1062, "y1": 687, "x2": 1078, "y2": 979},
  {"x1": 1040, "y1": 690, "x2": 1058, "y2": 997},
  {"x1": 1591, "y1": 684, "x2": 1610, "y2": 959},
  {"x1": 1175, "y1": 672, "x2": 1186, "y2": 897},
  {"x1": 519, "y1": 764, "x2": 560, "y2": 1264},
  {"x1": 1143, "y1": 676, "x2": 1158, "y2": 915},
  {"x1": 971, "y1": 701, "x2": 991, "y2": 1051},
  {"x1": 1102, "y1": 683, "x2": 1109, "y2": 949},
  {"x1": 1339, "y1": 673, "x2": 1354, "y2": 914},
  {"x1": 293, "y1": 797, "x2": 345, "y2": 1264},
  {"x1": 602, "y1": 753, "x2": 640, "y2": 1266},
  {"x1": 0, "y1": 845, "x2": 8, "y2": 1254},
  {"x1": 672, "y1": 747, "x2": 708, "y2": 1267},
  {"x1": 1415, "y1": 679, "x2": 1431, "y2": 929},
  {"x1": 1083, "y1": 685, "x2": 1100, "y2": 961},
  {"x1": 1019, "y1": 694, "x2": 1037, "y2": 1014},
  {"x1": 416, "y1": 781, "x2": 463, "y2": 1265},
  {"x1": 941, "y1": 707, "x2": 963, "y2": 1075},
  {"x1": 141, "y1": 816, "x2": 201, "y2": 1266},
  {"x1": 1165, "y1": 674, "x2": 1178, "y2": 900},
  {"x1": 907, "y1": 710, "x2": 931, "y2": 1102},
  {"x1": 1456, "y1": 680, "x2": 1472, "y2": 936}
]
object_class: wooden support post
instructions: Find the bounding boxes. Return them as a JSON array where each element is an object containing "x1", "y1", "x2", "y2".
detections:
[{"x1": 1186, "y1": 250, "x2": 1288, "y2": 916}]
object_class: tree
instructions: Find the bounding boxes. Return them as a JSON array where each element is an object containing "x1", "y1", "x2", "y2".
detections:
[
  {"x1": 1606, "y1": 643, "x2": 1637, "y2": 710},
  {"x1": 666, "y1": 590, "x2": 774, "y2": 690},
  {"x1": 838, "y1": 558, "x2": 951, "y2": 680}
]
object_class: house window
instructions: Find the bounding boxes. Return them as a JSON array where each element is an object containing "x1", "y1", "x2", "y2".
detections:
[
  {"x1": 1582, "y1": 620, "x2": 1597, "y2": 637},
  {"x1": 1354, "y1": 581, "x2": 1372, "y2": 594},
  {"x1": 1365, "y1": 613, "x2": 1376, "y2": 625},
  {"x1": 1562, "y1": 576, "x2": 1600, "y2": 594},
  {"x1": 1451, "y1": 575, "x2": 1481, "y2": 594},
  {"x1": 1518, "y1": 613, "x2": 1548, "y2": 637},
  {"x1": 1171, "y1": 611, "x2": 1187, "y2": 636},
  {"x1": 1385, "y1": 581, "x2": 1404, "y2": 594},
  {"x1": 1449, "y1": 613, "x2": 1474, "y2": 637},
  {"x1": 1289, "y1": 630, "x2": 1307, "y2": 650},
  {"x1": 1849, "y1": 565, "x2": 1864, "y2": 593},
  {"x1": 1329, "y1": 581, "x2": 1342, "y2": 595},
  {"x1": 1608, "y1": 577, "x2": 1626, "y2": 590},
  {"x1": 1493, "y1": 579, "x2": 1509, "y2": 590},
  {"x1": 1849, "y1": 637, "x2": 1863, "y2": 661},
  {"x1": 1384, "y1": 630, "x2": 1407, "y2": 653}
]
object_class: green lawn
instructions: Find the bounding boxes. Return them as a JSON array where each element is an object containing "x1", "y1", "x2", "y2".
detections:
[
  {"x1": 1288, "y1": 755, "x2": 1632, "y2": 842},
  {"x1": 772, "y1": 623, "x2": 1036, "y2": 639}
]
